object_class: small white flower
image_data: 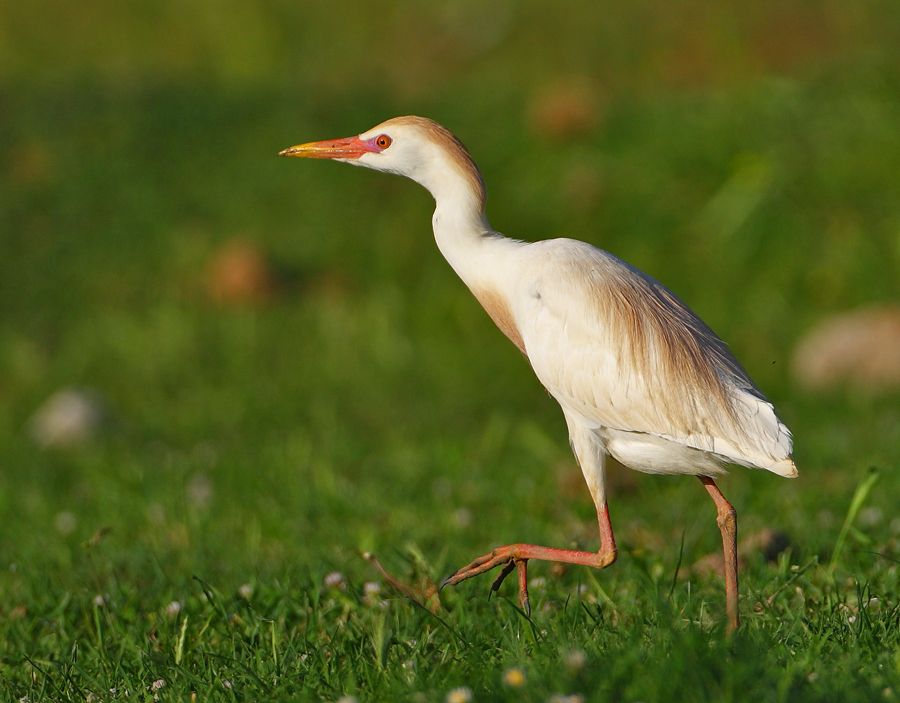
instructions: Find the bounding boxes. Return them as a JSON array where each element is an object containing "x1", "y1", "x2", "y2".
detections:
[
  {"x1": 150, "y1": 678, "x2": 166, "y2": 691},
  {"x1": 324, "y1": 571, "x2": 346, "y2": 589},
  {"x1": 446, "y1": 686, "x2": 473, "y2": 703},
  {"x1": 563, "y1": 649, "x2": 587, "y2": 672},
  {"x1": 238, "y1": 583, "x2": 254, "y2": 600},
  {"x1": 363, "y1": 581, "x2": 381, "y2": 596},
  {"x1": 93, "y1": 594, "x2": 106, "y2": 607},
  {"x1": 529, "y1": 576, "x2": 546, "y2": 590},
  {"x1": 28, "y1": 387, "x2": 105, "y2": 448},
  {"x1": 222, "y1": 680, "x2": 233, "y2": 690},
  {"x1": 165, "y1": 600, "x2": 183, "y2": 617}
]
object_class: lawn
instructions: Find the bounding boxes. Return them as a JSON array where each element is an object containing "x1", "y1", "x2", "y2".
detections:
[{"x1": 1, "y1": 2, "x2": 898, "y2": 701}]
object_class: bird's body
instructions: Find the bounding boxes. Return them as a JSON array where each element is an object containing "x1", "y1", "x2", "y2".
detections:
[
  {"x1": 281, "y1": 115, "x2": 796, "y2": 630},
  {"x1": 436, "y1": 233, "x2": 795, "y2": 479}
]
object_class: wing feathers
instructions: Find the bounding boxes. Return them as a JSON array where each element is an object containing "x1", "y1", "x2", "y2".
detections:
[{"x1": 518, "y1": 239, "x2": 795, "y2": 474}]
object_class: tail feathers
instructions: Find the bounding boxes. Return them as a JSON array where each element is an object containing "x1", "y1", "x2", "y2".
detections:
[{"x1": 768, "y1": 456, "x2": 798, "y2": 478}]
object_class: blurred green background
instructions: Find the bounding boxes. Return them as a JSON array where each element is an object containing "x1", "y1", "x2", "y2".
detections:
[{"x1": 1, "y1": 1, "x2": 898, "y2": 700}]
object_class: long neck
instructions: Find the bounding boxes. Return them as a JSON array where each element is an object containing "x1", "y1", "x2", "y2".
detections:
[
  {"x1": 419, "y1": 152, "x2": 528, "y2": 354},
  {"x1": 434, "y1": 198, "x2": 513, "y2": 293},
  {"x1": 429, "y1": 177, "x2": 529, "y2": 355},
  {"x1": 419, "y1": 155, "x2": 508, "y2": 288}
]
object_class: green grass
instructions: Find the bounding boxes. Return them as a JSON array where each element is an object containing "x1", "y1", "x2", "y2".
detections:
[{"x1": 2, "y1": 2, "x2": 899, "y2": 701}]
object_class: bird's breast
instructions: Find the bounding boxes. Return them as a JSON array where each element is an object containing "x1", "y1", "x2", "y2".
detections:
[{"x1": 470, "y1": 286, "x2": 526, "y2": 355}]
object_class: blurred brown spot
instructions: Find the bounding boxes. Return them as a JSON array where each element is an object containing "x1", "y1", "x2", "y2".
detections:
[
  {"x1": 83, "y1": 526, "x2": 112, "y2": 549},
  {"x1": 657, "y1": 22, "x2": 722, "y2": 89},
  {"x1": 748, "y1": 6, "x2": 842, "y2": 75},
  {"x1": 691, "y1": 528, "x2": 791, "y2": 577},
  {"x1": 304, "y1": 270, "x2": 354, "y2": 302},
  {"x1": 550, "y1": 562, "x2": 567, "y2": 578},
  {"x1": 561, "y1": 163, "x2": 605, "y2": 212},
  {"x1": 528, "y1": 80, "x2": 603, "y2": 141},
  {"x1": 8, "y1": 141, "x2": 53, "y2": 187},
  {"x1": 792, "y1": 305, "x2": 900, "y2": 392},
  {"x1": 206, "y1": 239, "x2": 277, "y2": 305}
]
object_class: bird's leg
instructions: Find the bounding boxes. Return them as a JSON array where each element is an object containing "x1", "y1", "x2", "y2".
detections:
[
  {"x1": 698, "y1": 476, "x2": 739, "y2": 632},
  {"x1": 442, "y1": 503, "x2": 618, "y2": 613},
  {"x1": 445, "y1": 424, "x2": 616, "y2": 612}
]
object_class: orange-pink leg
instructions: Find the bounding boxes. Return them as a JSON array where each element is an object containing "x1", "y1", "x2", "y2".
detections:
[
  {"x1": 441, "y1": 504, "x2": 618, "y2": 615},
  {"x1": 699, "y1": 476, "x2": 739, "y2": 632}
]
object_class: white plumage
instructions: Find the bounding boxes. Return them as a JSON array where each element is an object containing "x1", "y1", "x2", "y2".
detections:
[
  {"x1": 473, "y1": 236, "x2": 795, "y2": 478},
  {"x1": 281, "y1": 115, "x2": 797, "y2": 631}
]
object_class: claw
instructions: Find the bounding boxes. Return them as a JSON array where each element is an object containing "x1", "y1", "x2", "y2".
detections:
[{"x1": 490, "y1": 560, "x2": 516, "y2": 594}]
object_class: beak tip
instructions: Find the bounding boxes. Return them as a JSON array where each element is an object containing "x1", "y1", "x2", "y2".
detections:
[{"x1": 277, "y1": 136, "x2": 368, "y2": 161}]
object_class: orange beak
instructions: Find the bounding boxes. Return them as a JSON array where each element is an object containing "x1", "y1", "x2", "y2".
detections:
[{"x1": 278, "y1": 135, "x2": 373, "y2": 160}]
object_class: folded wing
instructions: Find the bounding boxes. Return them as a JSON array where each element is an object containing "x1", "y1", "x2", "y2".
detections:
[{"x1": 518, "y1": 239, "x2": 796, "y2": 476}]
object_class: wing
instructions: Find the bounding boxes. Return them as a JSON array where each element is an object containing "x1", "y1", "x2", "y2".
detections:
[{"x1": 515, "y1": 239, "x2": 795, "y2": 476}]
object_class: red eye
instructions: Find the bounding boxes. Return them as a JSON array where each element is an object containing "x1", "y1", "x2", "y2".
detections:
[{"x1": 375, "y1": 134, "x2": 392, "y2": 149}]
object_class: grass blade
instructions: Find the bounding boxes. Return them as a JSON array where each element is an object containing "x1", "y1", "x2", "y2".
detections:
[{"x1": 829, "y1": 468, "x2": 880, "y2": 574}]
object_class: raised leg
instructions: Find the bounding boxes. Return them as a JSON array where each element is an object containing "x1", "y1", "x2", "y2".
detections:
[
  {"x1": 441, "y1": 503, "x2": 618, "y2": 614},
  {"x1": 443, "y1": 419, "x2": 617, "y2": 615},
  {"x1": 698, "y1": 476, "x2": 739, "y2": 632}
]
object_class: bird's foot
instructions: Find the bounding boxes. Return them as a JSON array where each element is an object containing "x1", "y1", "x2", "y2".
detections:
[{"x1": 441, "y1": 543, "x2": 617, "y2": 616}]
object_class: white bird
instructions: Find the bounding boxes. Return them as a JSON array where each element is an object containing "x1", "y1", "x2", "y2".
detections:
[{"x1": 280, "y1": 116, "x2": 797, "y2": 631}]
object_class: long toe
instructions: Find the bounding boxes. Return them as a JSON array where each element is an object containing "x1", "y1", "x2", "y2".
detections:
[
  {"x1": 517, "y1": 559, "x2": 530, "y2": 616},
  {"x1": 441, "y1": 542, "x2": 616, "y2": 604},
  {"x1": 442, "y1": 547, "x2": 517, "y2": 589}
]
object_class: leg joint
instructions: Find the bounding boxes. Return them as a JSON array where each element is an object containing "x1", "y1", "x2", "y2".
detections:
[
  {"x1": 716, "y1": 504, "x2": 737, "y2": 532},
  {"x1": 597, "y1": 547, "x2": 618, "y2": 568}
]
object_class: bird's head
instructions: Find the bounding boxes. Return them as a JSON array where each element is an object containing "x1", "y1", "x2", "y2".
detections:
[{"x1": 280, "y1": 116, "x2": 485, "y2": 212}]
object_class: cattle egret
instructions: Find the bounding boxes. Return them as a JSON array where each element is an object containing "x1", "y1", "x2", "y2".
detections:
[{"x1": 280, "y1": 116, "x2": 797, "y2": 631}]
